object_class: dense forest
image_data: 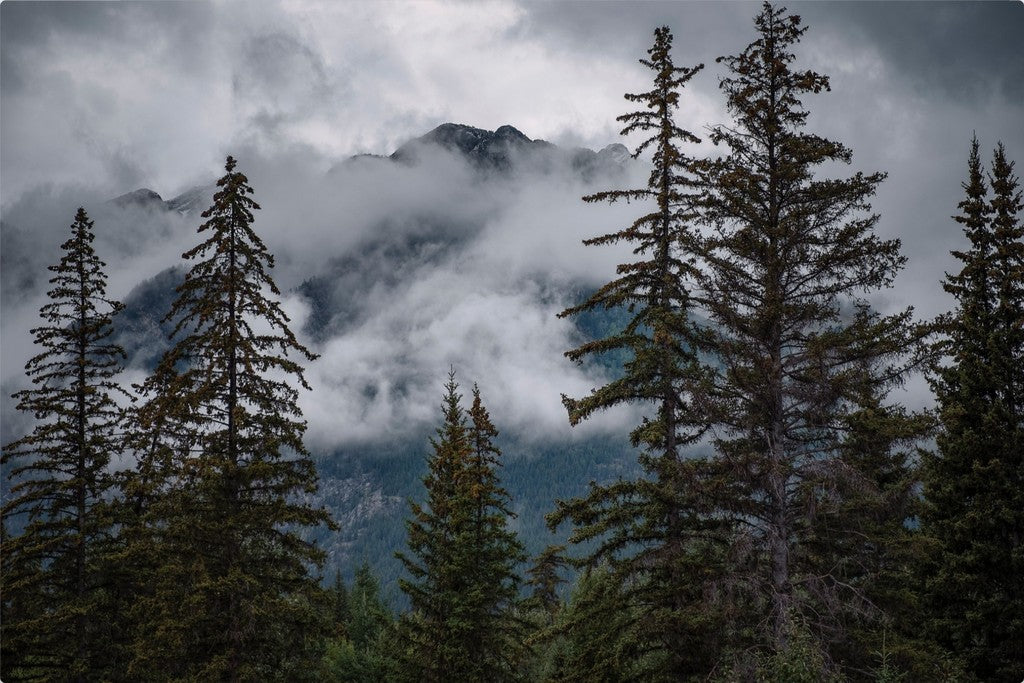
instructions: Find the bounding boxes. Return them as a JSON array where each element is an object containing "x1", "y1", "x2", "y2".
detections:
[{"x1": 2, "y1": 3, "x2": 1022, "y2": 681}]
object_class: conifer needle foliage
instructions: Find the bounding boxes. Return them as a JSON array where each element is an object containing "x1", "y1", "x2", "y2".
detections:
[
  {"x1": 1, "y1": 208, "x2": 127, "y2": 682},
  {"x1": 699, "y1": 2, "x2": 929, "y2": 672},
  {"x1": 122, "y1": 156, "x2": 331, "y2": 681},
  {"x1": 397, "y1": 372, "x2": 525, "y2": 682},
  {"x1": 549, "y1": 26, "x2": 722, "y2": 680},
  {"x1": 922, "y1": 137, "x2": 1024, "y2": 680}
]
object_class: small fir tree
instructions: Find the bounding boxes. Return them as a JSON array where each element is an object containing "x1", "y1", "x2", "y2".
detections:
[
  {"x1": 547, "y1": 566, "x2": 640, "y2": 683},
  {"x1": 525, "y1": 544, "x2": 568, "y2": 624},
  {"x1": 330, "y1": 569, "x2": 351, "y2": 637},
  {"x1": 1, "y1": 208, "x2": 126, "y2": 682},
  {"x1": 396, "y1": 372, "x2": 525, "y2": 682},
  {"x1": 319, "y1": 562, "x2": 394, "y2": 681}
]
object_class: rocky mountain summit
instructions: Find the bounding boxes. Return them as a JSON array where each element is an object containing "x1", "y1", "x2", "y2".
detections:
[
  {"x1": 108, "y1": 124, "x2": 628, "y2": 219},
  {"x1": 389, "y1": 122, "x2": 629, "y2": 178}
]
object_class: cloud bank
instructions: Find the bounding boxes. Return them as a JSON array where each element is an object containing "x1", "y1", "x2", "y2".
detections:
[{"x1": 3, "y1": 1, "x2": 1023, "y2": 450}]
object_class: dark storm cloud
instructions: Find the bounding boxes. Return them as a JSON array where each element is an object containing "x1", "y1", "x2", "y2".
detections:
[
  {"x1": 517, "y1": 1, "x2": 1024, "y2": 103},
  {"x1": 513, "y1": 0, "x2": 751, "y2": 64},
  {"x1": 803, "y1": 1, "x2": 1024, "y2": 104},
  {"x1": 513, "y1": 0, "x2": 1023, "y2": 413}
]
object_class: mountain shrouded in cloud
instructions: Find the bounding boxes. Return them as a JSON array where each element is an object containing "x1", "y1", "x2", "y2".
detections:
[
  {"x1": 0, "y1": 122, "x2": 647, "y2": 584},
  {"x1": 2, "y1": 123, "x2": 639, "y2": 442}
]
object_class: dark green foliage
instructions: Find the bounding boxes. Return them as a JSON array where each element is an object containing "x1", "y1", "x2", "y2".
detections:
[
  {"x1": 329, "y1": 569, "x2": 351, "y2": 636},
  {"x1": 807, "y1": 369, "x2": 940, "y2": 678},
  {"x1": 526, "y1": 544, "x2": 568, "y2": 623},
  {"x1": 1, "y1": 208, "x2": 126, "y2": 682},
  {"x1": 349, "y1": 562, "x2": 391, "y2": 652},
  {"x1": 989, "y1": 142, "x2": 1024, "y2": 419},
  {"x1": 922, "y1": 138, "x2": 1024, "y2": 680},
  {"x1": 550, "y1": 26, "x2": 722, "y2": 680},
  {"x1": 544, "y1": 566, "x2": 642, "y2": 683},
  {"x1": 320, "y1": 562, "x2": 394, "y2": 681},
  {"x1": 122, "y1": 156, "x2": 332, "y2": 680},
  {"x1": 396, "y1": 373, "x2": 525, "y2": 682},
  {"x1": 696, "y1": 4, "x2": 929, "y2": 673}
]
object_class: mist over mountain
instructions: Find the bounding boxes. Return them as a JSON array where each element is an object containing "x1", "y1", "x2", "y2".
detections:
[{"x1": 0, "y1": 122, "x2": 647, "y2": 592}]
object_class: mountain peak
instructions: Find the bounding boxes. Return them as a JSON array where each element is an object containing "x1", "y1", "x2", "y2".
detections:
[
  {"x1": 390, "y1": 122, "x2": 553, "y2": 170},
  {"x1": 493, "y1": 124, "x2": 530, "y2": 142},
  {"x1": 110, "y1": 188, "x2": 163, "y2": 208}
]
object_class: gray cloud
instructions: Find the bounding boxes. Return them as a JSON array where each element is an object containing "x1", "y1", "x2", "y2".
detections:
[
  {"x1": 2, "y1": 0, "x2": 1022, "y2": 446},
  {"x1": 803, "y1": 1, "x2": 1024, "y2": 105},
  {"x1": 0, "y1": 131, "x2": 642, "y2": 450}
]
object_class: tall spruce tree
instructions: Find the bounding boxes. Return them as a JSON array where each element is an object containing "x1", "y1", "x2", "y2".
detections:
[
  {"x1": 1, "y1": 208, "x2": 126, "y2": 682},
  {"x1": 396, "y1": 373, "x2": 524, "y2": 682},
  {"x1": 922, "y1": 139, "x2": 1024, "y2": 679},
  {"x1": 700, "y1": 2, "x2": 925, "y2": 672},
  {"x1": 123, "y1": 156, "x2": 331, "y2": 681},
  {"x1": 549, "y1": 26, "x2": 722, "y2": 679}
]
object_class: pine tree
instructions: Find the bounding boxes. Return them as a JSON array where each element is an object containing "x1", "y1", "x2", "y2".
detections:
[
  {"x1": 808, "y1": 359, "x2": 935, "y2": 676},
  {"x1": 319, "y1": 562, "x2": 393, "y2": 681},
  {"x1": 700, "y1": 2, "x2": 925, "y2": 670},
  {"x1": 396, "y1": 372, "x2": 525, "y2": 682},
  {"x1": 922, "y1": 139, "x2": 1024, "y2": 679},
  {"x1": 989, "y1": 142, "x2": 1024, "y2": 420},
  {"x1": 1, "y1": 208, "x2": 126, "y2": 682},
  {"x1": 525, "y1": 544, "x2": 568, "y2": 623},
  {"x1": 463, "y1": 384, "x2": 527, "y2": 669},
  {"x1": 549, "y1": 26, "x2": 722, "y2": 679},
  {"x1": 124, "y1": 156, "x2": 331, "y2": 681},
  {"x1": 348, "y1": 562, "x2": 390, "y2": 652}
]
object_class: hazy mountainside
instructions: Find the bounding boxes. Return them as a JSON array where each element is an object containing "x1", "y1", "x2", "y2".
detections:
[
  {"x1": 2, "y1": 123, "x2": 641, "y2": 600},
  {"x1": 110, "y1": 185, "x2": 214, "y2": 217}
]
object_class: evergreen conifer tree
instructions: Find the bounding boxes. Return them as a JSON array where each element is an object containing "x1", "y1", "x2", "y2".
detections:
[
  {"x1": 1, "y1": 208, "x2": 126, "y2": 682},
  {"x1": 700, "y1": 2, "x2": 926, "y2": 670},
  {"x1": 989, "y1": 142, "x2": 1024, "y2": 420},
  {"x1": 922, "y1": 138, "x2": 1024, "y2": 679},
  {"x1": 330, "y1": 569, "x2": 351, "y2": 637},
  {"x1": 396, "y1": 372, "x2": 524, "y2": 682},
  {"x1": 525, "y1": 544, "x2": 568, "y2": 623},
  {"x1": 549, "y1": 26, "x2": 722, "y2": 679},
  {"x1": 809, "y1": 360, "x2": 935, "y2": 675},
  {"x1": 547, "y1": 566, "x2": 640, "y2": 683},
  {"x1": 123, "y1": 156, "x2": 331, "y2": 681},
  {"x1": 348, "y1": 561, "x2": 391, "y2": 652},
  {"x1": 319, "y1": 562, "x2": 393, "y2": 681}
]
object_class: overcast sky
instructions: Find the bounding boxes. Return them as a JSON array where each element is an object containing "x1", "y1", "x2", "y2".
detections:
[{"x1": 2, "y1": 1, "x2": 1022, "y2": 449}]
